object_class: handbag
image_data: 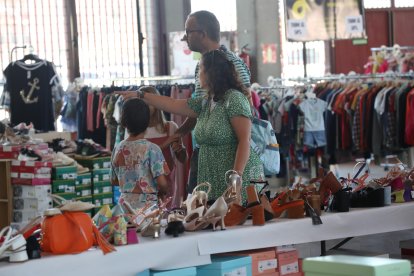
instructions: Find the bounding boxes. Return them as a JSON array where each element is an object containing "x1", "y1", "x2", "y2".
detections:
[
  {"x1": 41, "y1": 211, "x2": 115, "y2": 255},
  {"x1": 250, "y1": 117, "x2": 280, "y2": 175},
  {"x1": 222, "y1": 97, "x2": 280, "y2": 175}
]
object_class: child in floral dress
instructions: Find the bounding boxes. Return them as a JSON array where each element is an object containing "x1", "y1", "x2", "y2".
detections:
[{"x1": 110, "y1": 98, "x2": 169, "y2": 210}]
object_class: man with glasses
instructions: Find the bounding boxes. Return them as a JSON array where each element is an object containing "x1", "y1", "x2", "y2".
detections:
[{"x1": 174, "y1": 10, "x2": 252, "y2": 194}]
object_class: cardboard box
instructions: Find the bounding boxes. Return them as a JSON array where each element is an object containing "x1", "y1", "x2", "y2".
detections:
[
  {"x1": 13, "y1": 209, "x2": 40, "y2": 222},
  {"x1": 75, "y1": 185, "x2": 92, "y2": 197},
  {"x1": 93, "y1": 168, "x2": 110, "y2": 182},
  {"x1": 93, "y1": 181, "x2": 112, "y2": 195},
  {"x1": 13, "y1": 185, "x2": 51, "y2": 198},
  {"x1": 12, "y1": 177, "x2": 51, "y2": 185},
  {"x1": 197, "y1": 256, "x2": 252, "y2": 276},
  {"x1": 303, "y1": 255, "x2": 411, "y2": 276},
  {"x1": 328, "y1": 248, "x2": 389, "y2": 258},
  {"x1": 12, "y1": 166, "x2": 51, "y2": 174},
  {"x1": 76, "y1": 173, "x2": 92, "y2": 186},
  {"x1": 52, "y1": 166, "x2": 77, "y2": 180},
  {"x1": 136, "y1": 267, "x2": 196, "y2": 276},
  {"x1": 76, "y1": 156, "x2": 111, "y2": 170},
  {"x1": 277, "y1": 249, "x2": 299, "y2": 275},
  {"x1": 13, "y1": 197, "x2": 52, "y2": 211},
  {"x1": 52, "y1": 179, "x2": 76, "y2": 193},
  {"x1": 221, "y1": 248, "x2": 278, "y2": 275},
  {"x1": 93, "y1": 193, "x2": 113, "y2": 208},
  {"x1": 12, "y1": 160, "x2": 52, "y2": 168}
]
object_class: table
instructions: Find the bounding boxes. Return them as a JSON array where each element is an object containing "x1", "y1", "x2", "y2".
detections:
[{"x1": 1, "y1": 202, "x2": 414, "y2": 276}]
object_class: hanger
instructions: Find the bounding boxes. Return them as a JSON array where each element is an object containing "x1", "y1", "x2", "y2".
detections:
[{"x1": 20, "y1": 46, "x2": 42, "y2": 63}]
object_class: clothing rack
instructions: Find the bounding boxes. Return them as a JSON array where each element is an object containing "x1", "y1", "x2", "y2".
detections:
[
  {"x1": 371, "y1": 46, "x2": 414, "y2": 52},
  {"x1": 289, "y1": 72, "x2": 414, "y2": 83},
  {"x1": 111, "y1": 75, "x2": 194, "y2": 85}
]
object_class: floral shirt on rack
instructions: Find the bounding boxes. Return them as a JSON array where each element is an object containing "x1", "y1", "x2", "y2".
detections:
[{"x1": 110, "y1": 139, "x2": 170, "y2": 209}]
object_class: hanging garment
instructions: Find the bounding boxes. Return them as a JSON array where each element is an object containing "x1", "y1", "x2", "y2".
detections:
[{"x1": 3, "y1": 60, "x2": 60, "y2": 131}]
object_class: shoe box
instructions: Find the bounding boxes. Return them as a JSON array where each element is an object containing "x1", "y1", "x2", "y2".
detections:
[
  {"x1": 76, "y1": 172, "x2": 92, "y2": 186},
  {"x1": 75, "y1": 172, "x2": 93, "y2": 198},
  {"x1": 13, "y1": 209, "x2": 41, "y2": 222},
  {"x1": 136, "y1": 266, "x2": 196, "y2": 276},
  {"x1": 12, "y1": 160, "x2": 52, "y2": 173},
  {"x1": 220, "y1": 247, "x2": 278, "y2": 275},
  {"x1": 12, "y1": 185, "x2": 53, "y2": 223},
  {"x1": 13, "y1": 185, "x2": 51, "y2": 198},
  {"x1": 0, "y1": 145, "x2": 21, "y2": 159},
  {"x1": 52, "y1": 179, "x2": 76, "y2": 193},
  {"x1": 93, "y1": 181, "x2": 112, "y2": 195},
  {"x1": 302, "y1": 255, "x2": 411, "y2": 276},
  {"x1": 93, "y1": 168, "x2": 110, "y2": 182},
  {"x1": 13, "y1": 197, "x2": 52, "y2": 211},
  {"x1": 76, "y1": 156, "x2": 111, "y2": 170},
  {"x1": 197, "y1": 256, "x2": 252, "y2": 276},
  {"x1": 276, "y1": 248, "x2": 300, "y2": 276},
  {"x1": 52, "y1": 165, "x2": 77, "y2": 180}
]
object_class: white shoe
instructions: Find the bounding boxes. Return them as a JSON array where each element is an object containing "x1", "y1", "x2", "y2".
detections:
[
  {"x1": 0, "y1": 227, "x2": 28, "y2": 262},
  {"x1": 1, "y1": 245, "x2": 28, "y2": 262}
]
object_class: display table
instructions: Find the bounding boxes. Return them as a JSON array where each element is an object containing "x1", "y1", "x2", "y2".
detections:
[{"x1": 1, "y1": 202, "x2": 414, "y2": 276}]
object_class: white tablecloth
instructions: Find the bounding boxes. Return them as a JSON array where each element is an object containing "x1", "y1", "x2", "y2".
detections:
[{"x1": 1, "y1": 202, "x2": 414, "y2": 276}]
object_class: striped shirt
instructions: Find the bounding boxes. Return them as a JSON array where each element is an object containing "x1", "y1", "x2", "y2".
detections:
[{"x1": 192, "y1": 45, "x2": 251, "y2": 99}]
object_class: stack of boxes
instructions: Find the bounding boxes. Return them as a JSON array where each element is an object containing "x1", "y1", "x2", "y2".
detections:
[
  {"x1": 75, "y1": 172, "x2": 93, "y2": 214},
  {"x1": 77, "y1": 156, "x2": 113, "y2": 215},
  {"x1": 219, "y1": 245, "x2": 303, "y2": 276},
  {"x1": 11, "y1": 160, "x2": 53, "y2": 231},
  {"x1": 51, "y1": 164, "x2": 77, "y2": 203}
]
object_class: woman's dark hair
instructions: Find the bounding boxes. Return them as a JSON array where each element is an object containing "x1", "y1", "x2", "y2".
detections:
[
  {"x1": 189, "y1": 10, "x2": 220, "y2": 43},
  {"x1": 201, "y1": 50, "x2": 249, "y2": 102},
  {"x1": 121, "y1": 98, "x2": 150, "y2": 136}
]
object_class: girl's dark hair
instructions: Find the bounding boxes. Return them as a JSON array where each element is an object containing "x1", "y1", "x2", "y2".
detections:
[
  {"x1": 201, "y1": 50, "x2": 249, "y2": 102},
  {"x1": 189, "y1": 10, "x2": 220, "y2": 43},
  {"x1": 121, "y1": 98, "x2": 150, "y2": 136}
]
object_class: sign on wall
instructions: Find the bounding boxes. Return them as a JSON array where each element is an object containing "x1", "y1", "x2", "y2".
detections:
[{"x1": 285, "y1": 0, "x2": 366, "y2": 41}]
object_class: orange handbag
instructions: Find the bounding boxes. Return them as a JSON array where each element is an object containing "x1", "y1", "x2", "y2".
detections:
[{"x1": 41, "y1": 211, "x2": 115, "y2": 255}]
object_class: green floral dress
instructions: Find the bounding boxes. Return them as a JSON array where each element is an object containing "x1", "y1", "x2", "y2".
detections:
[{"x1": 187, "y1": 89, "x2": 264, "y2": 202}]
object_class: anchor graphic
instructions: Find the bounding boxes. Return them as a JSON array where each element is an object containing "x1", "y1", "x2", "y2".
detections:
[{"x1": 20, "y1": 78, "x2": 40, "y2": 104}]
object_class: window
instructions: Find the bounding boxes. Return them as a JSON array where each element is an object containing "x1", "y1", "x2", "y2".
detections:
[
  {"x1": 190, "y1": 0, "x2": 237, "y2": 32},
  {"x1": 75, "y1": 0, "x2": 142, "y2": 85},
  {"x1": 0, "y1": 0, "x2": 69, "y2": 86},
  {"x1": 395, "y1": 0, "x2": 414, "y2": 8},
  {"x1": 363, "y1": 0, "x2": 391, "y2": 9}
]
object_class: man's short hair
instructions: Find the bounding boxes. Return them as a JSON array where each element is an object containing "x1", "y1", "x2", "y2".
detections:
[{"x1": 189, "y1": 10, "x2": 220, "y2": 43}]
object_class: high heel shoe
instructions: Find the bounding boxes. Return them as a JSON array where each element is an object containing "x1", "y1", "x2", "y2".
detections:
[
  {"x1": 183, "y1": 206, "x2": 207, "y2": 231},
  {"x1": 246, "y1": 185, "x2": 265, "y2": 226},
  {"x1": 224, "y1": 170, "x2": 242, "y2": 205},
  {"x1": 224, "y1": 204, "x2": 251, "y2": 227},
  {"x1": 319, "y1": 171, "x2": 342, "y2": 206},
  {"x1": 200, "y1": 196, "x2": 229, "y2": 231},
  {"x1": 183, "y1": 182, "x2": 211, "y2": 214},
  {"x1": 271, "y1": 192, "x2": 305, "y2": 219},
  {"x1": 141, "y1": 217, "x2": 161, "y2": 239}
]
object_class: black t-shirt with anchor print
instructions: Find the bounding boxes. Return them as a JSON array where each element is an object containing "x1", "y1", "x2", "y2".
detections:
[{"x1": 3, "y1": 60, "x2": 59, "y2": 131}]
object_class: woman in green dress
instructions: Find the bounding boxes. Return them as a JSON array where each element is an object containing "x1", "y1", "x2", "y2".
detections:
[{"x1": 117, "y1": 50, "x2": 264, "y2": 202}]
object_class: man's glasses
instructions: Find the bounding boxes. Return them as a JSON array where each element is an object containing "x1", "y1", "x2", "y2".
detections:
[{"x1": 185, "y1": 29, "x2": 203, "y2": 36}]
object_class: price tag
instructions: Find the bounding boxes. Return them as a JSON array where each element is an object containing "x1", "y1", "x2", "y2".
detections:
[
  {"x1": 258, "y1": 259, "x2": 277, "y2": 272},
  {"x1": 223, "y1": 267, "x2": 247, "y2": 276},
  {"x1": 287, "y1": 19, "x2": 307, "y2": 39},
  {"x1": 346, "y1": 15, "x2": 363, "y2": 34}
]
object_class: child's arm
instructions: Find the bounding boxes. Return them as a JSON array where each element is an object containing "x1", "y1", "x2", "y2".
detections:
[{"x1": 156, "y1": 174, "x2": 169, "y2": 202}]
